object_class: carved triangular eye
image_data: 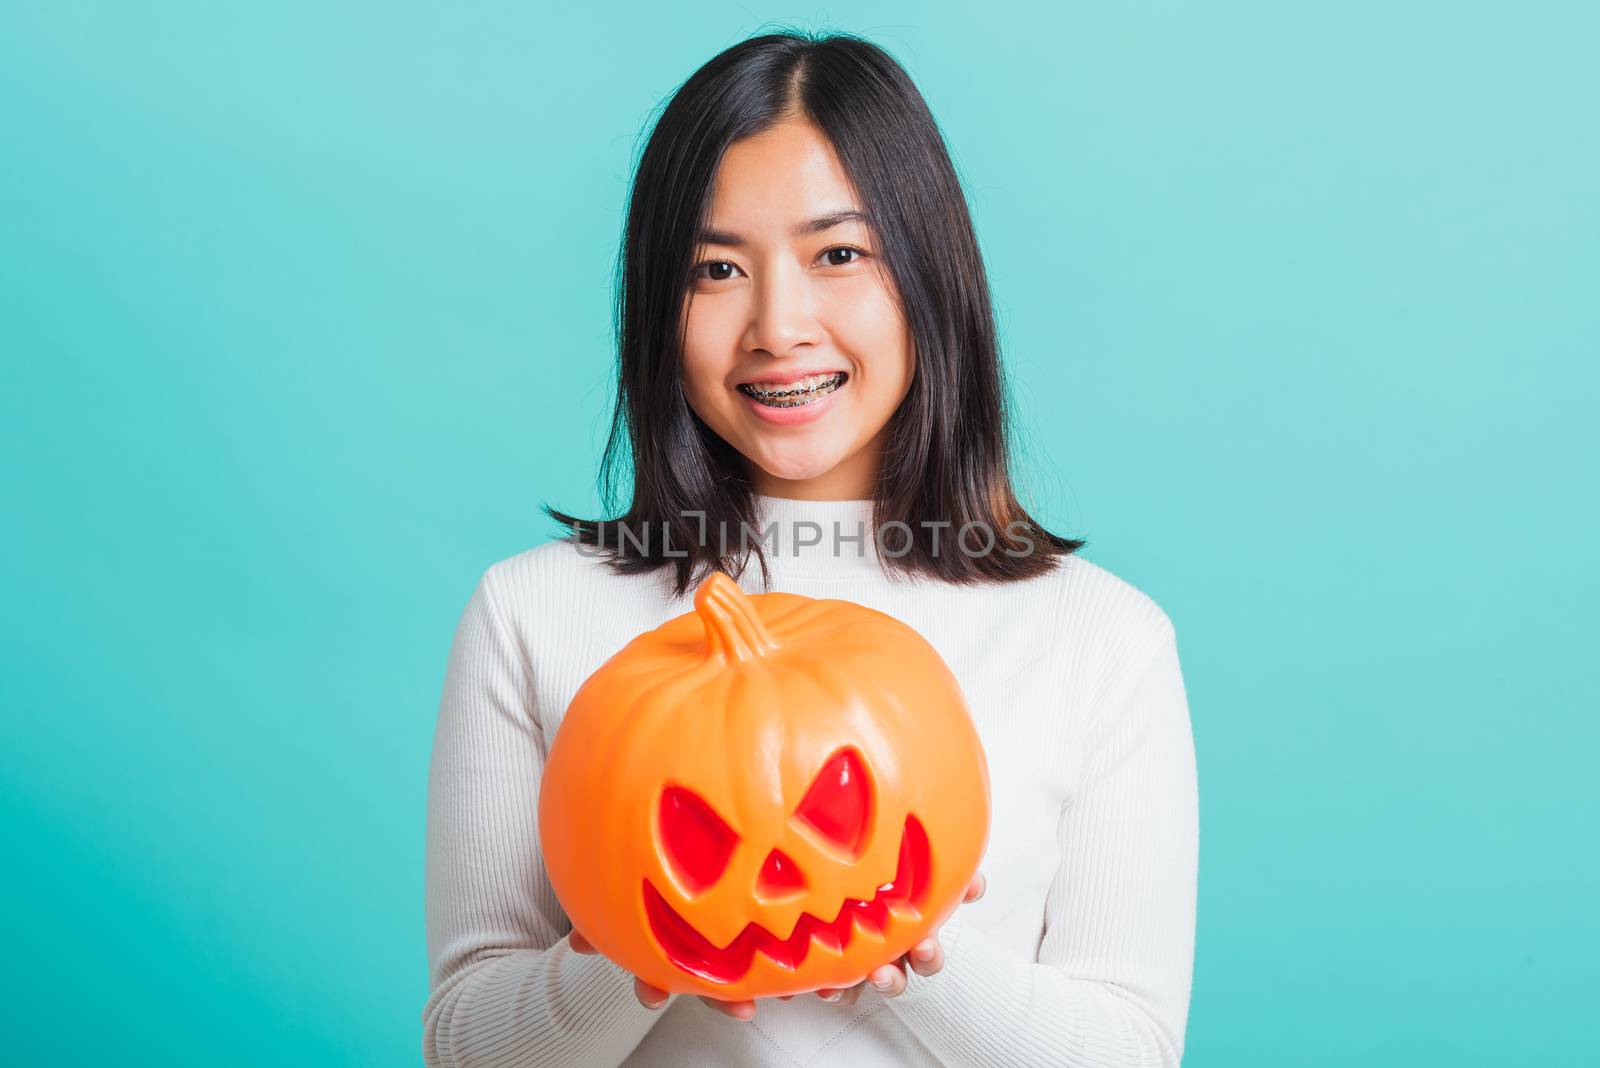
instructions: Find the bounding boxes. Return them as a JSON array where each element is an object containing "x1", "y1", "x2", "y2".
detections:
[
  {"x1": 659, "y1": 785, "x2": 738, "y2": 894},
  {"x1": 793, "y1": 747, "x2": 872, "y2": 857}
]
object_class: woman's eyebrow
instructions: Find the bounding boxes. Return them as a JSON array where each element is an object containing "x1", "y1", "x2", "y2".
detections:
[{"x1": 696, "y1": 209, "x2": 870, "y2": 248}]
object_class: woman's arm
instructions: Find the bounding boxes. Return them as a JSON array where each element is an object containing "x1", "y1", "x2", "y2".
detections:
[
  {"x1": 422, "y1": 566, "x2": 663, "y2": 1068},
  {"x1": 881, "y1": 621, "x2": 1199, "y2": 1067}
]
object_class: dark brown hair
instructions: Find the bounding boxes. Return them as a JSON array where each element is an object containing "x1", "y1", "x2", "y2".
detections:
[{"x1": 546, "y1": 30, "x2": 1085, "y2": 596}]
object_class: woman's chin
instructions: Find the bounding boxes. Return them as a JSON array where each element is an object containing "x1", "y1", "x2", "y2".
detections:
[{"x1": 744, "y1": 452, "x2": 848, "y2": 488}]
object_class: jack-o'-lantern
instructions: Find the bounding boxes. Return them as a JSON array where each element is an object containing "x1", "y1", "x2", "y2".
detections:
[{"x1": 537, "y1": 570, "x2": 990, "y2": 1000}]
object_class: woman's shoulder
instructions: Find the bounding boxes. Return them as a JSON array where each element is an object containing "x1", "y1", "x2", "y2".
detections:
[
  {"x1": 1044, "y1": 553, "x2": 1179, "y2": 697},
  {"x1": 1049, "y1": 553, "x2": 1174, "y2": 638},
  {"x1": 475, "y1": 535, "x2": 654, "y2": 603},
  {"x1": 470, "y1": 536, "x2": 683, "y2": 645},
  {"x1": 477, "y1": 534, "x2": 596, "y2": 586},
  {"x1": 450, "y1": 540, "x2": 685, "y2": 724}
]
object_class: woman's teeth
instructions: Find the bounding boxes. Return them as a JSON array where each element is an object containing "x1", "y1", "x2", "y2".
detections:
[{"x1": 738, "y1": 372, "x2": 847, "y2": 408}]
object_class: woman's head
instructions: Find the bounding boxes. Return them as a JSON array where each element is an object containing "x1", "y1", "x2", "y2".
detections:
[
  {"x1": 549, "y1": 30, "x2": 1083, "y2": 593},
  {"x1": 678, "y1": 114, "x2": 913, "y2": 502}
]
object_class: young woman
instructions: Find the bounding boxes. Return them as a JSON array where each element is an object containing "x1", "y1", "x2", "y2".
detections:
[{"x1": 423, "y1": 31, "x2": 1197, "y2": 1068}]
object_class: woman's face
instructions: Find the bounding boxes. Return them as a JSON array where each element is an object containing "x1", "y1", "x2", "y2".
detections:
[{"x1": 679, "y1": 117, "x2": 914, "y2": 500}]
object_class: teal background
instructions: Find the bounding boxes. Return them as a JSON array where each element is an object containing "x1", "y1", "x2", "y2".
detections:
[{"x1": 3, "y1": 3, "x2": 1595, "y2": 1065}]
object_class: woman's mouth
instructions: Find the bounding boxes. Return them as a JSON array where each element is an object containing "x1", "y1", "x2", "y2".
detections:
[{"x1": 737, "y1": 372, "x2": 848, "y2": 408}]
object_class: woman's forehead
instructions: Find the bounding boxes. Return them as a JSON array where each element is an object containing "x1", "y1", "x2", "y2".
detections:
[{"x1": 705, "y1": 122, "x2": 866, "y2": 233}]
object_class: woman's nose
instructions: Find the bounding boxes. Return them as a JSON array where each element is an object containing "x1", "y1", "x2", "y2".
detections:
[{"x1": 746, "y1": 260, "x2": 821, "y2": 356}]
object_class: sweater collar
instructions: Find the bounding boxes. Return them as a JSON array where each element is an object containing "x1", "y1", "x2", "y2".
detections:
[{"x1": 744, "y1": 492, "x2": 888, "y2": 579}]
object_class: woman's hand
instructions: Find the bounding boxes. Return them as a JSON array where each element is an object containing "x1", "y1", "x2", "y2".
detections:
[
  {"x1": 568, "y1": 870, "x2": 984, "y2": 1018},
  {"x1": 812, "y1": 870, "x2": 986, "y2": 1005}
]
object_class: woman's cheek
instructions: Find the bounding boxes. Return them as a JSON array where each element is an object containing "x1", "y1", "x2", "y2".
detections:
[
  {"x1": 822, "y1": 277, "x2": 910, "y2": 371},
  {"x1": 681, "y1": 309, "x2": 741, "y2": 404}
]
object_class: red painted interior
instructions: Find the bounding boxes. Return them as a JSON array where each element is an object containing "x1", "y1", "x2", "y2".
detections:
[
  {"x1": 793, "y1": 747, "x2": 872, "y2": 857},
  {"x1": 659, "y1": 784, "x2": 738, "y2": 894}
]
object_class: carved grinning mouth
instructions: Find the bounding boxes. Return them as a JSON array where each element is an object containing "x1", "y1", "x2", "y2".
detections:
[{"x1": 642, "y1": 814, "x2": 932, "y2": 984}]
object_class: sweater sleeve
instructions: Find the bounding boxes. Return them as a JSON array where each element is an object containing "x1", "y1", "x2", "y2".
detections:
[
  {"x1": 421, "y1": 566, "x2": 663, "y2": 1067},
  {"x1": 883, "y1": 620, "x2": 1198, "y2": 1067}
]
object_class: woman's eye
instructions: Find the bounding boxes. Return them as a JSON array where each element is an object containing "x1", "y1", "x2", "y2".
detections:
[
  {"x1": 821, "y1": 246, "x2": 866, "y2": 267},
  {"x1": 694, "y1": 260, "x2": 742, "y2": 282}
]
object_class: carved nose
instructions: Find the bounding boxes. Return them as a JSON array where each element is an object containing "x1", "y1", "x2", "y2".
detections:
[{"x1": 755, "y1": 848, "x2": 806, "y2": 898}]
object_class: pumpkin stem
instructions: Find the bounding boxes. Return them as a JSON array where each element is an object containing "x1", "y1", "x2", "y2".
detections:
[{"x1": 694, "y1": 571, "x2": 779, "y2": 663}]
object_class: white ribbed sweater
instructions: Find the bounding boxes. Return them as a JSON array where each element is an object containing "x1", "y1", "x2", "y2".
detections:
[{"x1": 423, "y1": 494, "x2": 1198, "y2": 1067}]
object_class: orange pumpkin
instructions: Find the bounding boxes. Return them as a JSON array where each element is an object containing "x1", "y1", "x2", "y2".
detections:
[{"x1": 537, "y1": 570, "x2": 991, "y2": 1000}]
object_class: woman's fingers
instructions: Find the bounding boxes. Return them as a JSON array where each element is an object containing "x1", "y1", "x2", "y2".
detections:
[
  {"x1": 634, "y1": 977, "x2": 670, "y2": 1010},
  {"x1": 699, "y1": 995, "x2": 757, "y2": 1020},
  {"x1": 963, "y1": 871, "x2": 987, "y2": 903},
  {"x1": 868, "y1": 961, "x2": 907, "y2": 998},
  {"x1": 906, "y1": 936, "x2": 945, "y2": 977},
  {"x1": 569, "y1": 929, "x2": 597, "y2": 954},
  {"x1": 815, "y1": 983, "x2": 864, "y2": 1005}
]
